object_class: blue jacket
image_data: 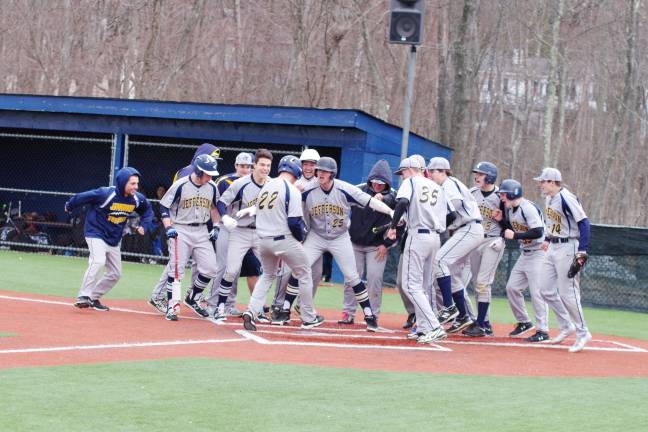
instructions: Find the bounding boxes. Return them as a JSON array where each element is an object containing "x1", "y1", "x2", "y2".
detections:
[{"x1": 66, "y1": 167, "x2": 154, "y2": 247}]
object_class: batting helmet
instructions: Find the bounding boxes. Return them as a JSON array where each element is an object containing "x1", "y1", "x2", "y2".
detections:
[
  {"x1": 300, "y1": 148, "x2": 320, "y2": 162},
  {"x1": 472, "y1": 161, "x2": 498, "y2": 184},
  {"x1": 278, "y1": 155, "x2": 302, "y2": 179},
  {"x1": 499, "y1": 179, "x2": 523, "y2": 200},
  {"x1": 193, "y1": 154, "x2": 219, "y2": 177},
  {"x1": 315, "y1": 157, "x2": 337, "y2": 178}
]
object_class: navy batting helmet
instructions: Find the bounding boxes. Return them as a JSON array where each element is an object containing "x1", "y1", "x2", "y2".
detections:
[
  {"x1": 499, "y1": 179, "x2": 523, "y2": 200},
  {"x1": 315, "y1": 157, "x2": 338, "y2": 178},
  {"x1": 472, "y1": 161, "x2": 498, "y2": 184},
  {"x1": 278, "y1": 155, "x2": 302, "y2": 179},
  {"x1": 193, "y1": 154, "x2": 219, "y2": 177}
]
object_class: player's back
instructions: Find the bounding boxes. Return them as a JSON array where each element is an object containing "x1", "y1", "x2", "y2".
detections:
[
  {"x1": 400, "y1": 176, "x2": 448, "y2": 233},
  {"x1": 256, "y1": 177, "x2": 300, "y2": 238}
]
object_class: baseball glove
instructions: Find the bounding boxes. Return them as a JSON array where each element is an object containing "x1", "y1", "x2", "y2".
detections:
[{"x1": 567, "y1": 252, "x2": 588, "y2": 279}]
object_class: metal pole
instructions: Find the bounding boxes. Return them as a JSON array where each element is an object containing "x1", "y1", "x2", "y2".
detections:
[{"x1": 400, "y1": 45, "x2": 417, "y2": 162}]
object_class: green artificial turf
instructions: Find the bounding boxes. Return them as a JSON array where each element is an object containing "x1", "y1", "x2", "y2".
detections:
[
  {"x1": 1, "y1": 358, "x2": 647, "y2": 432},
  {"x1": 0, "y1": 332, "x2": 16, "y2": 337},
  {"x1": 1, "y1": 250, "x2": 647, "y2": 340}
]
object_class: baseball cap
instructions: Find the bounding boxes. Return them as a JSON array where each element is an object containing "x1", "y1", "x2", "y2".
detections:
[
  {"x1": 427, "y1": 157, "x2": 451, "y2": 170},
  {"x1": 533, "y1": 167, "x2": 562, "y2": 182},
  {"x1": 393, "y1": 157, "x2": 423, "y2": 175},
  {"x1": 235, "y1": 152, "x2": 254, "y2": 165}
]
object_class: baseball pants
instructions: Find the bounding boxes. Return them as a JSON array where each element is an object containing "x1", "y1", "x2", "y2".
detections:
[
  {"x1": 506, "y1": 249, "x2": 549, "y2": 332},
  {"x1": 248, "y1": 236, "x2": 316, "y2": 322},
  {"x1": 341, "y1": 244, "x2": 388, "y2": 318},
  {"x1": 398, "y1": 253, "x2": 436, "y2": 315},
  {"x1": 78, "y1": 237, "x2": 122, "y2": 300},
  {"x1": 468, "y1": 237, "x2": 505, "y2": 303},
  {"x1": 271, "y1": 255, "x2": 323, "y2": 308},
  {"x1": 435, "y1": 222, "x2": 485, "y2": 292},
  {"x1": 540, "y1": 240, "x2": 588, "y2": 337},
  {"x1": 302, "y1": 231, "x2": 361, "y2": 289},
  {"x1": 151, "y1": 257, "x2": 199, "y2": 301},
  {"x1": 401, "y1": 231, "x2": 442, "y2": 334},
  {"x1": 205, "y1": 228, "x2": 239, "y2": 314},
  {"x1": 167, "y1": 225, "x2": 218, "y2": 281}
]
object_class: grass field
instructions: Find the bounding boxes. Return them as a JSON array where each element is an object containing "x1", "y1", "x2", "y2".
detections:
[{"x1": 1, "y1": 250, "x2": 647, "y2": 431}]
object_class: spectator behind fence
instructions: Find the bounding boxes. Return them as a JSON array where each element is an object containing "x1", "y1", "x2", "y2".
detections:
[{"x1": 65, "y1": 167, "x2": 154, "y2": 311}]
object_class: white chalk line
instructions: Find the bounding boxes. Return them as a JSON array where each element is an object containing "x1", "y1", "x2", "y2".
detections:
[
  {"x1": 2, "y1": 294, "x2": 646, "y2": 353},
  {"x1": 0, "y1": 338, "x2": 247, "y2": 355},
  {"x1": 236, "y1": 330, "x2": 451, "y2": 352}
]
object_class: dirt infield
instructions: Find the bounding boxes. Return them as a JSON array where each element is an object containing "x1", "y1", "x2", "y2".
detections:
[{"x1": 1, "y1": 291, "x2": 647, "y2": 377}]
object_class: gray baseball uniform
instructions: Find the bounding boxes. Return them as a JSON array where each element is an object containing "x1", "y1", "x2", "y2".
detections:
[
  {"x1": 434, "y1": 176, "x2": 484, "y2": 321},
  {"x1": 467, "y1": 187, "x2": 505, "y2": 304},
  {"x1": 159, "y1": 176, "x2": 220, "y2": 308},
  {"x1": 285, "y1": 179, "x2": 382, "y2": 325},
  {"x1": 505, "y1": 198, "x2": 550, "y2": 332},
  {"x1": 214, "y1": 174, "x2": 265, "y2": 312},
  {"x1": 397, "y1": 175, "x2": 448, "y2": 335},
  {"x1": 541, "y1": 188, "x2": 590, "y2": 338},
  {"x1": 246, "y1": 177, "x2": 316, "y2": 322}
]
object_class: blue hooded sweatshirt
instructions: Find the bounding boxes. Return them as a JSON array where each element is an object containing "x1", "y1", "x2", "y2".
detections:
[
  {"x1": 173, "y1": 143, "x2": 221, "y2": 181},
  {"x1": 66, "y1": 167, "x2": 154, "y2": 247}
]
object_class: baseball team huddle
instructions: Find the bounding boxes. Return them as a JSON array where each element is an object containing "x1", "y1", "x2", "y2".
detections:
[{"x1": 66, "y1": 143, "x2": 593, "y2": 353}]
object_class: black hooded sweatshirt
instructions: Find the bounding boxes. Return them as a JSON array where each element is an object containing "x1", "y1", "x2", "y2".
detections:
[{"x1": 349, "y1": 160, "x2": 397, "y2": 247}]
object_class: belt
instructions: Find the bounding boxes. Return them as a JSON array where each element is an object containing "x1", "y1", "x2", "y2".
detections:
[
  {"x1": 241, "y1": 225, "x2": 256, "y2": 229},
  {"x1": 273, "y1": 235, "x2": 285, "y2": 241},
  {"x1": 188, "y1": 222, "x2": 205, "y2": 227},
  {"x1": 418, "y1": 229, "x2": 430, "y2": 234},
  {"x1": 522, "y1": 249, "x2": 538, "y2": 253},
  {"x1": 484, "y1": 234, "x2": 499, "y2": 238},
  {"x1": 548, "y1": 237, "x2": 570, "y2": 243},
  {"x1": 457, "y1": 220, "x2": 480, "y2": 230}
]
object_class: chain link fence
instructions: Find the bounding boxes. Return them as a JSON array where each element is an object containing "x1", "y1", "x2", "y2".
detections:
[{"x1": 383, "y1": 226, "x2": 648, "y2": 313}]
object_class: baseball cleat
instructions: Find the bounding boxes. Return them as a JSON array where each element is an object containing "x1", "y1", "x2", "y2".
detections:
[
  {"x1": 337, "y1": 312, "x2": 354, "y2": 325},
  {"x1": 148, "y1": 297, "x2": 168, "y2": 314},
  {"x1": 90, "y1": 299, "x2": 110, "y2": 311},
  {"x1": 227, "y1": 307, "x2": 243, "y2": 317},
  {"x1": 365, "y1": 315, "x2": 379, "y2": 332},
  {"x1": 568, "y1": 331, "x2": 592, "y2": 353},
  {"x1": 183, "y1": 297, "x2": 209, "y2": 318},
  {"x1": 447, "y1": 315, "x2": 473, "y2": 334},
  {"x1": 256, "y1": 313, "x2": 271, "y2": 324},
  {"x1": 165, "y1": 305, "x2": 179, "y2": 321},
  {"x1": 417, "y1": 327, "x2": 447, "y2": 344},
  {"x1": 484, "y1": 322, "x2": 494, "y2": 336},
  {"x1": 271, "y1": 309, "x2": 291, "y2": 325},
  {"x1": 74, "y1": 296, "x2": 92, "y2": 309},
  {"x1": 551, "y1": 324, "x2": 576, "y2": 344},
  {"x1": 212, "y1": 305, "x2": 228, "y2": 323},
  {"x1": 402, "y1": 313, "x2": 416, "y2": 329},
  {"x1": 300, "y1": 315, "x2": 325, "y2": 329},
  {"x1": 509, "y1": 321, "x2": 535, "y2": 337},
  {"x1": 462, "y1": 322, "x2": 486, "y2": 337},
  {"x1": 242, "y1": 311, "x2": 257, "y2": 331},
  {"x1": 437, "y1": 305, "x2": 459, "y2": 325},
  {"x1": 526, "y1": 330, "x2": 550, "y2": 343}
]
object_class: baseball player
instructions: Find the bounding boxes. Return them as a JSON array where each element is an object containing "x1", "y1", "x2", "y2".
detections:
[
  {"x1": 203, "y1": 152, "x2": 261, "y2": 317},
  {"x1": 387, "y1": 157, "x2": 449, "y2": 343},
  {"x1": 212, "y1": 149, "x2": 273, "y2": 321},
  {"x1": 534, "y1": 167, "x2": 591, "y2": 352},
  {"x1": 427, "y1": 157, "x2": 484, "y2": 333},
  {"x1": 497, "y1": 179, "x2": 551, "y2": 340},
  {"x1": 241, "y1": 155, "x2": 323, "y2": 330},
  {"x1": 461, "y1": 162, "x2": 506, "y2": 337},
  {"x1": 67, "y1": 167, "x2": 154, "y2": 311},
  {"x1": 158, "y1": 154, "x2": 221, "y2": 321},
  {"x1": 338, "y1": 159, "x2": 397, "y2": 324},
  {"x1": 278, "y1": 157, "x2": 394, "y2": 331},
  {"x1": 270, "y1": 148, "x2": 324, "y2": 312},
  {"x1": 149, "y1": 143, "x2": 222, "y2": 314}
]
